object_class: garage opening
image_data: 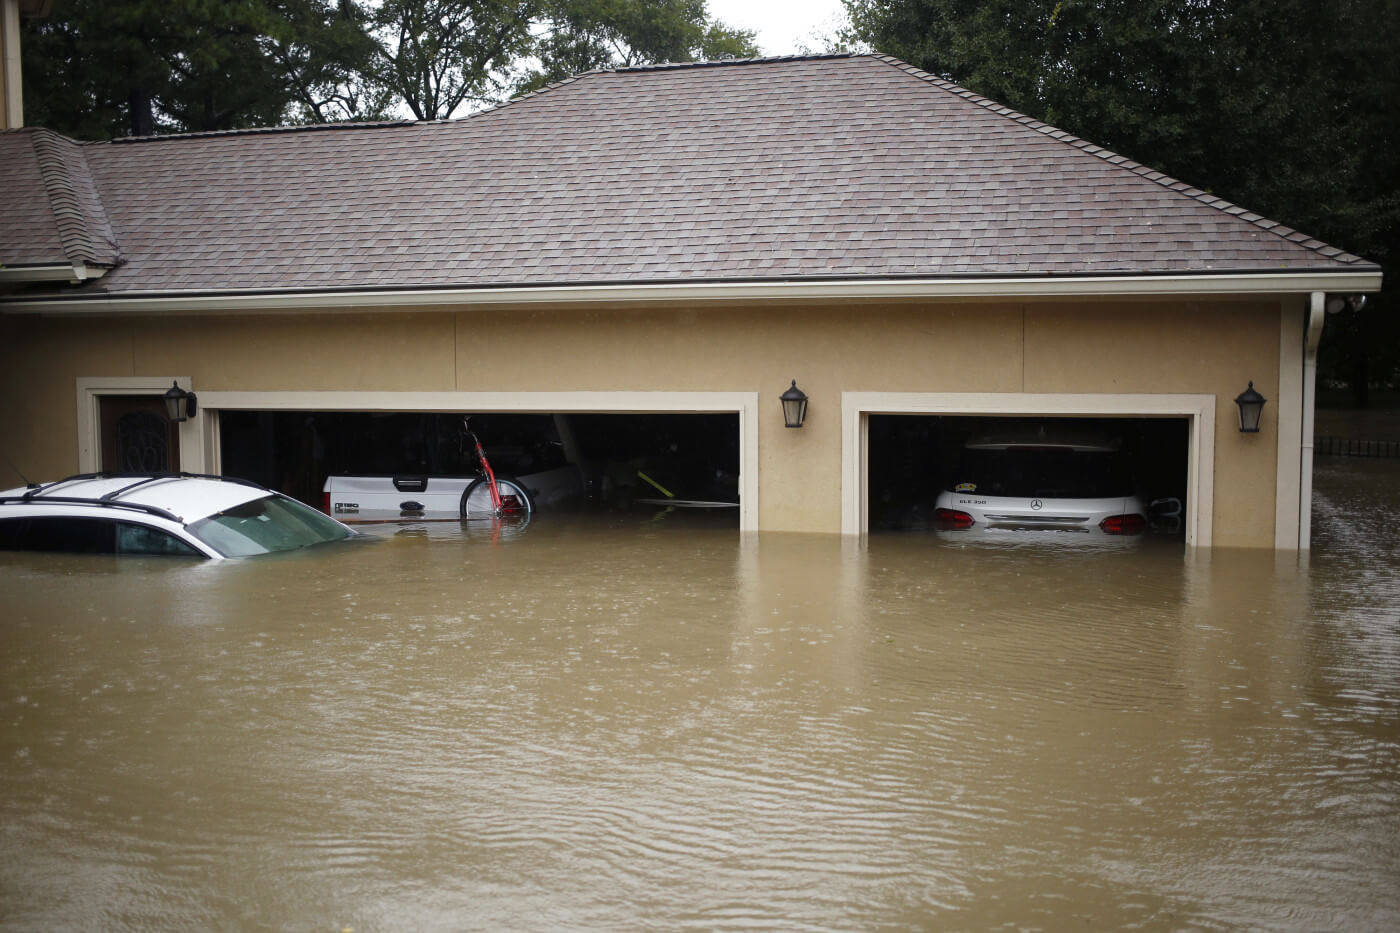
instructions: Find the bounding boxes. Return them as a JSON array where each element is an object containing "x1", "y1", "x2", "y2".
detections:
[
  {"x1": 217, "y1": 410, "x2": 741, "y2": 524},
  {"x1": 866, "y1": 414, "x2": 1190, "y2": 543}
]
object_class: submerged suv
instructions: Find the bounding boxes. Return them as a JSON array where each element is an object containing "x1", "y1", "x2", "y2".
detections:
[
  {"x1": 0, "y1": 473, "x2": 356, "y2": 559},
  {"x1": 933, "y1": 424, "x2": 1147, "y2": 539}
]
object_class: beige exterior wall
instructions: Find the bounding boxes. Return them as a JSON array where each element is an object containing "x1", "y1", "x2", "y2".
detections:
[
  {"x1": 1020, "y1": 301, "x2": 1283, "y2": 547},
  {"x1": 0, "y1": 296, "x2": 1287, "y2": 546}
]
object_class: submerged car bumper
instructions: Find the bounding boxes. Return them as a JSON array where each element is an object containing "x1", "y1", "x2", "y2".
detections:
[{"x1": 932, "y1": 492, "x2": 1147, "y2": 538}]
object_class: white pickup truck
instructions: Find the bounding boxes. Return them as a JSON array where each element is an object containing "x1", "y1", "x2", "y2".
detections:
[{"x1": 323, "y1": 465, "x2": 583, "y2": 522}]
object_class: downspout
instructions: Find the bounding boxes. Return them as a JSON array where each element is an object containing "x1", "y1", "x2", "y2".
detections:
[
  {"x1": 1299, "y1": 291, "x2": 1326, "y2": 550},
  {"x1": 1, "y1": 0, "x2": 23, "y2": 129}
]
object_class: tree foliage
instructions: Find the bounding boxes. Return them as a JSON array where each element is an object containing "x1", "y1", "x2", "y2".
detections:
[
  {"x1": 265, "y1": 0, "x2": 393, "y2": 124},
  {"x1": 519, "y1": 0, "x2": 757, "y2": 94},
  {"x1": 844, "y1": 0, "x2": 1400, "y2": 398},
  {"x1": 21, "y1": 0, "x2": 382, "y2": 137},
  {"x1": 367, "y1": 0, "x2": 536, "y2": 121},
  {"x1": 370, "y1": 0, "x2": 756, "y2": 119},
  {"x1": 22, "y1": 0, "x2": 758, "y2": 132}
]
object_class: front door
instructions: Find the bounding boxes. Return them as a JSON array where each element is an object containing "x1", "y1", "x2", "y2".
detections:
[{"x1": 99, "y1": 396, "x2": 180, "y2": 472}]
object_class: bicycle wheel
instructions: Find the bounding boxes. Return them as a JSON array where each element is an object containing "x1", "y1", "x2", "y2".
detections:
[{"x1": 460, "y1": 477, "x2": 535, "y2": 519}]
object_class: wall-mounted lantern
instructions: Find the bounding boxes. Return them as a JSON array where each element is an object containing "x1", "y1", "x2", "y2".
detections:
[
  {"x1": 1234, "y1": 381, "x2": 1266, "y2": 433},
  {"x1": 780, "y1": 380, "x2": 808, "y2": 428},
  {"x1": 163, "y1": 381, "x2": 197, "y2": 423}
]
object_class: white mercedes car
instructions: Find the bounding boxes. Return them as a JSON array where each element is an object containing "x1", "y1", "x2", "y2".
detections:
[
  {"x1": 0, "y1": 473, "x2": 357, "y2": 559},
  {"x1": 933, "y1": 425, "x2": 1148, "y2": 540}
]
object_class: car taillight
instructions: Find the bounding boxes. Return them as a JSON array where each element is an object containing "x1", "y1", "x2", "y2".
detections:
[
  {"x1": 1100, "y1": 513, "x2": 1146, "y2": 535},
  {"x1": 323, "y1": 492, "x2": 331, "y2": 514},
  {"x1": 934, "y1": 508, "x2": 975, "y2": 529}
]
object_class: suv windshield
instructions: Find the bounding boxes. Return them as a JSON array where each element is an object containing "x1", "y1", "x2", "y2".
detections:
[
  {"x1": 955, "y1": 447, "x2": 1133, "y2": 499},
  {"x1": 188, "y1": 495, "x2": 351, "y2": 557}
]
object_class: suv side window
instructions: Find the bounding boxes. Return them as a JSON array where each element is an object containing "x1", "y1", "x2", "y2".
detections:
[
  {"x1": 0, "y1": 517, "x2": 200, "y2": 557},
  {"x1": 0, "y1": 516, "x2": 115, "y2": 553},
  {"x1": 115, "y1": 522, "x2": 201, "y2": 557},
  {"x1": 0, "y1": 518, "x2": 23, "y2": 549}
]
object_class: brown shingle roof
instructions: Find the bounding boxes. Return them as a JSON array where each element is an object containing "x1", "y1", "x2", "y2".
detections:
[
  {"x1": 0, "y1": 127, "x2": 120, "y2": 271},
  {"x1": 0, "y1": 54, "x2": 1378, "y2": 299}
]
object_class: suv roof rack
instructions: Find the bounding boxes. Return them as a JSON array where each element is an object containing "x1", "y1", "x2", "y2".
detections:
[
  {"x1": 20, "y1": 471, "x2": 266, "y2": 501},
  {"x1": 0, "y1": 494, "x2": 184, "y2": 524},
  {"x1": 2, "y1": 472, "x2": 273, "y2": 524}
]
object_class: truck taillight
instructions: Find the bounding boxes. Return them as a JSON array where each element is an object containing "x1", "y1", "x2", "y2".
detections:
[
  {"x1": 934, "y1": 508, "x2": 975, "y2": 529},
  {"x1": 1100, "y1": 513, "x2": 1146, "y2": 534}
]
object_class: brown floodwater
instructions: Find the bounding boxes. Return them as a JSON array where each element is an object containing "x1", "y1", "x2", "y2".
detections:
[{"x1": 2, "y1": 458, "x2": 1398, "y2": 932}]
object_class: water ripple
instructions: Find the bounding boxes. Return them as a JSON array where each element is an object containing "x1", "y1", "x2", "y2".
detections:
[{"x1": 1, "y1": 465, "x2": 1399, "y2": 930}]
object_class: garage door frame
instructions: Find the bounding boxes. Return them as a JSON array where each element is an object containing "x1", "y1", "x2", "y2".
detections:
[
  {"x1": 841, "y1": 392, "x2": 1216, "y2": 546},
  {"x1": 173, "y1": 391, "x2": 761, "y2": 532}
]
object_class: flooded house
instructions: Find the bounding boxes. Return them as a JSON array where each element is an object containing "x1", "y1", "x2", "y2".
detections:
[{"x1": 0, "y1": 52, "x2": 1383, "y2": 549}]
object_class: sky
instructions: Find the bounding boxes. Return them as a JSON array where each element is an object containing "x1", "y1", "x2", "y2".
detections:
[{"x1": 704, "y1": 0, "x2": 851, "y2": 56}]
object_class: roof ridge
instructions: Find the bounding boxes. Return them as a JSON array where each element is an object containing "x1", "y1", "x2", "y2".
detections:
[
  {"x1": 450, "y1": 72, "x2": 596, "y2": 123},
  {"x1": 451, "y1": 55, "x2": 858, "y2": 123},
  {"x1": 611, "y1": 52, "x2": 855, "y2": 74},
  {"x1": 99, "y1": 79, "x2": 601, "y2": 139},
  {"x1": 29, "y1": 128, "x2": 119, "y2": 268},
  {"x1": 109, "y1": 118, "x2": 417, "y2": 144},
  {"x1": 869, "y1": 53, "x2": 1370, "y2": 267}
]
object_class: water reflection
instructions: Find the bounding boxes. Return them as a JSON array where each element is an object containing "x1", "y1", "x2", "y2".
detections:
[{"x1": 1, "y1": 465, "x2": 1398, "y2": 931}]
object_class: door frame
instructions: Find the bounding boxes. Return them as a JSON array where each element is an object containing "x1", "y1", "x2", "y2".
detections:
[
  {"x1": 76, "y1": 376, "x2": 196, "y2": 473},
  {"x1": 842, "y1": 392, "x2": 1216, "y2": 546},
  {"x1": 182, "y1": 390, "x2": 761, "y2": 532}
]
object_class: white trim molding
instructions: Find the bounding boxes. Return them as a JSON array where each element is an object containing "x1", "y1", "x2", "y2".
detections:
[
  {"x1": 1274, "y1": 297, "x2": 1306, "y2": 550},
  {"x1": 4, "y1": 270, "x2": 1383, "y2": 315},
  {"x1": 1298, "y1": 292, "x2": 1327, "y2": 551},
  {"x1": 187, "y1": 390, "x2": 761, "y2": 532},
  {"x1": 841, "y1": 392, "x2": 1217, "y2": 546},
  {"x1": 75, "y1": 376, "x2": 197, "y2": 473}
]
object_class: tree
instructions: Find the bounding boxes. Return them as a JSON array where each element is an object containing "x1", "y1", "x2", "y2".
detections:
[
  {"x1": 24, "y1": 0, "x2": 758, "y2": 132},
  {"x1": 844, "y1": 0, "x2": 1400, "y2": 400},
  {"x1": 263, "y1": 0, "x2": 393, "y2": 124},
  {"x1": 366, "y1": 0, "x2": 536, "y2": 121},
  {"x1": 150, "y1": 0, "x2": 303, "y2": 133},
  {"x1": 21, "y1": 0, "x2": 380, "y2": 137},
  {"x1": 19, "y1": 1, "x2": 135, "y2": 139},
  {"x1": 364, "y1": 0, "x2": 758, "y2": 119},
  {"x1": 518, "y1": 0, "x2": 758, "y2": 94}
]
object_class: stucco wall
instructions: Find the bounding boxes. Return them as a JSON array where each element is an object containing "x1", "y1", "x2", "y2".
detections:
[{"x1": 0, "y1": 297, "x2": 1285, "y2": 545}]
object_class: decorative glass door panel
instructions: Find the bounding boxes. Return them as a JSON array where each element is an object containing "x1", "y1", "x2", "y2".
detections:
[{"x1": 100, "y1": 396, "x2": 179, "y2": 472}]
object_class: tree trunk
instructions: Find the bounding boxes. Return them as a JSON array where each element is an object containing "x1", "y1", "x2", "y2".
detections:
[{"x1": 127, "y1": 86, "x2": 155, "y2": 137}]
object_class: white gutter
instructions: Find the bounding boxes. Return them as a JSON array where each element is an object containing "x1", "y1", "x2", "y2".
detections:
[
  {"x1": 0, "y1": 270, "x2": 1383, "y2": 315},
  {"x1": 0, "y1": 263, "x2": 107, "y2": 285},
  {"x1": 1299, "y1": 291, "x2": 1327, "y2": 551},
  {"x1": 68, "y1": 264, "x2": 105, "y2": 283}
]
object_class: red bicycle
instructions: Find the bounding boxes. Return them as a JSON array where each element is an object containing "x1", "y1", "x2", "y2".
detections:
[{"x1": 457, "y1": 418, "x2": 534, "y2": 520}]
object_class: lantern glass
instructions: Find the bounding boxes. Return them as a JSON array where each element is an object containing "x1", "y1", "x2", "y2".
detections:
[
  {"x1": 164, "y1": 381, "x2": 186, "y2": 422},
  {"x1": 780, "y1": 380, "x2": 808, "y2": 428},
  {"x1": 163, "y1": 381, "x2": 196, "y2": 422},
  {"x1": 1234, "y1": 381, "x2": 1266, "y2": 433}
]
